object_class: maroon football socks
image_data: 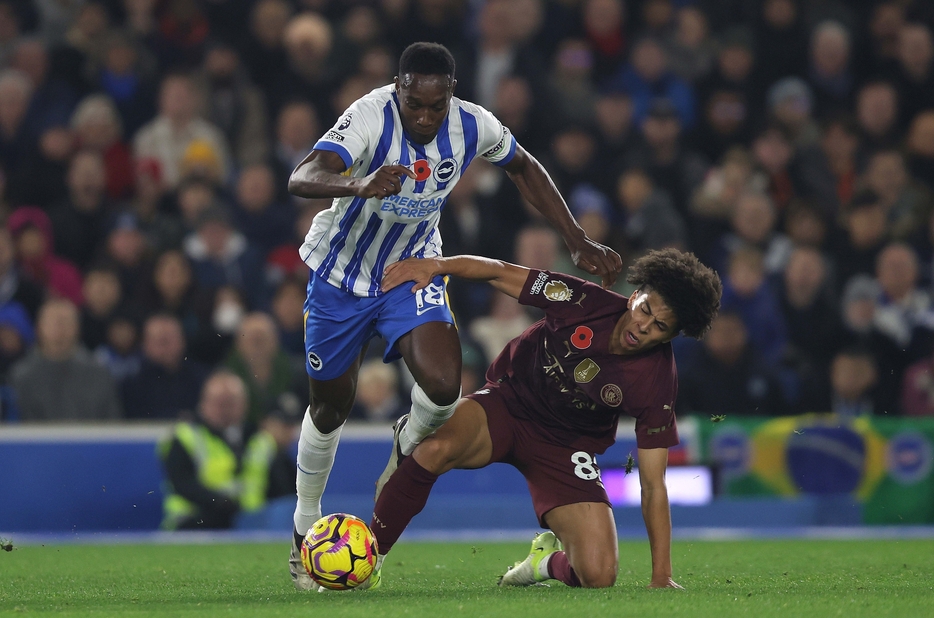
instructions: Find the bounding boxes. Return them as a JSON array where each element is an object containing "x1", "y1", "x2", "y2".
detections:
[{"x1": 371, "y1": 455, "x2": 439, "y2": 554}]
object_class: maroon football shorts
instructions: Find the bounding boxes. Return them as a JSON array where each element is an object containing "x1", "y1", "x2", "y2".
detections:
[{"x1": 465, "y1": 381, "x2": 611, "y2": 528}]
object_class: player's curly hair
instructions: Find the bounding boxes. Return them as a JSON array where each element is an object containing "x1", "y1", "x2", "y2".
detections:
[
  {"x1": 627, "y1": 248, "x2": 722, "y2": 339},
  {"x1": 399, "y1": 42, "x2": 456, "y2": 80}
]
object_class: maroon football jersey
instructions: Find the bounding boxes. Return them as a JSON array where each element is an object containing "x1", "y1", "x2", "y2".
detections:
[{"x1": 485, "y1": 270, "x2": 679, "y2": 452}]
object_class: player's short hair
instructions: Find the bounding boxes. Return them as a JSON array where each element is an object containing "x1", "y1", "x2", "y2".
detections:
[
  {"x1": 399, "y1": 42, "x2": 455, "y2": 80},
  {"x1": 627, "y1": 248, "x2": 722, "y2": 339}
]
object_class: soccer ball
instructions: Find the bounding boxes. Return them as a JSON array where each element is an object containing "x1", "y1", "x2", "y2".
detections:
[{"x1": 300, "y1": 513, "x2": 379, "y2": 590}]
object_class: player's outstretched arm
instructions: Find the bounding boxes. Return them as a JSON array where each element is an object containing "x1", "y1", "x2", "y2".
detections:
[
  {"x1": 288, "y1": 150, "x2": 416, "y2": 200},
  {"x1": 502, "y1": 145, "x2": 622, "y2": 288},
  {"x1": 638, "y1": 447, "x2": 684, "y2": 590},
  {"x1": 382, "y1": 256, "x2": 529, "y2": 299}
]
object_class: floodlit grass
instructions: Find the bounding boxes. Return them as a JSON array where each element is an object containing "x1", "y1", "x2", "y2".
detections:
[{"x1": 1, "y1": 539, "x2": 933, "y2": 617}]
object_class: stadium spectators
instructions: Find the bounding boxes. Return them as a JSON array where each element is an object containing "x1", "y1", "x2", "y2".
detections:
[
  {"x1": 122, "y1": 313, "x2": 208, "y2": 420},
  {"x1": 223, "y1": 311, "x2": 304, "y2": 424},
  {"x1": 830, "y1": 346, "x2": 881, "y2": 417},
  {"x1": 48, "y1": 150, "x2": 114, "y2": 271},
  {"x1": 0, "y1": 0, "x2": 933, "y2": 422},
  {"x1": 79, "y1": 262, "x2": 123, "y2": 352},
  {"x1": 10, "y1": 297, "x2": 121, "y2": 420},
  {"x1": 133, "y1": 73, "x2": 230, "y2": 189},
  {"x1": 677, "y1": 311, "x2": 785, "y2": 415},
  {"x1": 6, "y1": 206, "x2": 83, "y2": 305}
]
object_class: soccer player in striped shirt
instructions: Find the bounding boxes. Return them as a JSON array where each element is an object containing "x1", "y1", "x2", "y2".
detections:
[{"x1": 286, "y1": 42, "x2": 622, "y2": 590}]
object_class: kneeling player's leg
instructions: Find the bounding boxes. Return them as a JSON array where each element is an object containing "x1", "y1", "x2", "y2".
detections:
[
  {"x1": 544, "y1": 502, "x2": 619, "y2": 588},
  {"x1": 371, "y1": 398, "x2": 493, "y2": 554}
]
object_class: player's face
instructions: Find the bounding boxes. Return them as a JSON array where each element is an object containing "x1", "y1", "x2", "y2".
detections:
[
  {"x1": 394, "y1": 73, "x2": 455, "y2": 144},
  {"x1": 612, "y1": 288, "x2": 678, "y2": 355}
]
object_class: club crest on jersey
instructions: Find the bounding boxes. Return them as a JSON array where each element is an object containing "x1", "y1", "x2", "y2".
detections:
[
  {"x1": 337, "y1": 112, "x2": 352, "y2": 130},
  {"x1": 574, "y1": 359, "x2": 600, "y2": 383},
  {"x1": 544, "y1": 280, "x2": 573, "y2": 302},
  {"x1": 412, "y1": 159, "x2": 431, "y2": 181},
  {"x1": 307, "y1": 352, "x2": 323, "y2": 371},
  {"x1": 433, "y1": 157, "x2": 458, "y2": 183},
  {"x1": 601, "y1": 384, "x2": 622, "y2": 407}
]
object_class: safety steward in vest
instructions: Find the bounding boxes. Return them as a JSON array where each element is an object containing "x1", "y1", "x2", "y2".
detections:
[{"x1": 160, "y1": 370, "x2": 277, "y2": 529}]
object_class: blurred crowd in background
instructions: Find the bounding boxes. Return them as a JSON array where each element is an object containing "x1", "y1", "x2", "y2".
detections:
[{"x1": 0, "y1": 0, "x2": 934, "y2": 433}]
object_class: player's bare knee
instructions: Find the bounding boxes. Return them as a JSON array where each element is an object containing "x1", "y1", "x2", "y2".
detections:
[
  {"x1": 577, "y1": 567, "x2": 617, "y2": 589},
  {"x1": 572, "y1": 555, "x2": 618, "y2": 588},
  {"x1": 413, "y1": 435, "x2": 460, "y2": 475},
  {"x1": 418, "y1": 377, "x2": 461, "y2": 407},
  {"x1": 309, "y1": 402, "x2": 347, "y2": 434}
]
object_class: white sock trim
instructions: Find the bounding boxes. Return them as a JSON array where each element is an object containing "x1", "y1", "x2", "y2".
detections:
[
  {"x1": 399, "y1": 383, "x2": 461, "y2": 456},
  {"x1": 293, "y1": 409, "x2": 343, "y2": 535},
  {"x1": 537, "y1": 553, "x2": 554, "y2": 580}
]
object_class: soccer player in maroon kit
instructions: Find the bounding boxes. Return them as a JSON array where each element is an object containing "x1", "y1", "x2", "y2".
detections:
[{"x1": 371, "y1": 248, "x2": 722, "y2": 589}]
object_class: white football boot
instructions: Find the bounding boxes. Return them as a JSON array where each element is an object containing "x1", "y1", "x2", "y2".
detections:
[{"x1": 289, "y1": 529, "x2": 317, "y2": 591}]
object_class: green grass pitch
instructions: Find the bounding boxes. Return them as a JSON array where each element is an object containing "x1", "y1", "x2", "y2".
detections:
[{"x1": 2, "y1": 539, "x2": 933, "y2": 617}]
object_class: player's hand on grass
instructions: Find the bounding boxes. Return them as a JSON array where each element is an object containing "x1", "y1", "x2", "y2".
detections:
[
  {"x1": 647, "y1": 577, "x2": 684, "y2": 590},
  {"x1": 382, "y1": 258, "x2": 440, "y2": 292},
  {"x1": 567, "y1": 236, "x2": 622, "y2": 289},
  {"x1": 356, "y1": 165, "x2": 417, "y2": 199}
]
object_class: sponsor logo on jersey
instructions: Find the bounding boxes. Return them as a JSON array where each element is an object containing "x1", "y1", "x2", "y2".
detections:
[
  {"x1": 307, "y1": 352, "x2": 323, "y2": 371},
  {"x1": 380, "y1": 195, "x2": 446, "y2": 218},
  {"x1": 324, "y1": 130, "x2": 344, "y2": 142},
  {"x1": 574, "y1": 358, "x2": 600, "y2": 383},
  {"x1": 433, "y1": 157, "x2": 458, "y2": 182},
  {"x1": 529, "y1": 271, "x2": 549, "y2": 295},
  {"x1": 337, "y1": 112, "x2": 353, "y2": 130},
  {"x1": 482, "y1": 126, "x2": 509, "y2": 158},
  {"x1": 544, "y1": 280, "x2": 573, "y2": 302},
  {"x1": 600, "y1": 383, "x2": 622, "y2": 407}
]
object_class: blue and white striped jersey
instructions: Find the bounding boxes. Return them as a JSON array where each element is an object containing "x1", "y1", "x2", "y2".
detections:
[{"x1": 299, "y1": 85, "x2": 517, "y2": 297}]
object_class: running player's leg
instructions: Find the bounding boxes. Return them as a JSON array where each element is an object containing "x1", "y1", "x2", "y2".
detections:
[
  {"x1": 371, "y1": 397, "x2": 493, "y2": 554},
  {"x1": 291, "y1": 272, "x2": 379, "y2": 590},
  {"x1": 543, "y1": 502, "x2": 619, "y2": 588},
  {"x1": 396, "y1": 320, "x2": 462, "y2": 454},
  {"x1": 294, "y1": 359, "x2": 367, "y2": 535},
  {"x1": 374, "y1": 276, "x2": 461, "y2": 499}
]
